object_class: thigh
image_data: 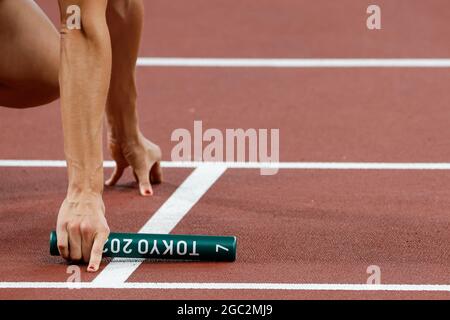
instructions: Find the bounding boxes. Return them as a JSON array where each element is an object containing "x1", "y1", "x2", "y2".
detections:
[{"x1": 0, "y1": 0, "x2": 59, "y2": 108}]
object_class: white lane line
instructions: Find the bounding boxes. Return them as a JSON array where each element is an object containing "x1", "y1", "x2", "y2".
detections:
[
  {"x1": 0, "y1": 282, "x2": 449, "y2": 292},
  {"x1": 3, "y1": 160, "x2": 450, "y2": 170},
  {"x1": 137, "y1": 58, "x2": 450, "y2": 68},
  {"x1": 228, "y1": 162, "x2": 450, "y2": 170},
  {"x1": 0, "y1": 160, "x2": 112, "y2": 168},
  {"x1": 91, "y1": 163, "x2": 227, "y2": 285}
]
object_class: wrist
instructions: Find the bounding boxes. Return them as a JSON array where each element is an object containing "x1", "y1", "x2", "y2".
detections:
[
  {"x1": 107, "y1": 113, "x2": 140, "y2": 142},
  {"x1": 66, "y1": 161, "x2": 104, "y2": 197},
  {"x1": 62, "y1": 191, "x2": 105, "y2": 218},
  {"x1": 106, "y1": 89, "x2": 140, "y2": 144},
  {"x1": 65, "y1": 190, "x2": 103, "y2": 203},
  {"x1": 107, "y1": 120, "x2": 141, "y2": 147}
]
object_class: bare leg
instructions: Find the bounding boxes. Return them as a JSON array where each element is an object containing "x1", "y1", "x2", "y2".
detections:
[
  {"x1": 105, "y1": 0, "x2": 162, "y2": 196},
  {"x1": 0, "y1": 0, "x2": 59, "y2": 108}
]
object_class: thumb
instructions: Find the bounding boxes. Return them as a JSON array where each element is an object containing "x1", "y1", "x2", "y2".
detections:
[{"x1": 135, "y1": 168, "x2": 153, "y2": 196}]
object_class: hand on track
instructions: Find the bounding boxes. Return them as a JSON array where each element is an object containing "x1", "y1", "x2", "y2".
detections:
[
  {"x1": 56, "y1": 194, "x2": 110, "y2": 272},
  {"x1": 106, "y1": 133, "x2": 162, "y2": 196}
]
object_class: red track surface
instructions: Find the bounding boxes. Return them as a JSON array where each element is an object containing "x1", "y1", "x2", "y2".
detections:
[{"x1": 0, "y1": 0, "x2": 449, "y2": 299}]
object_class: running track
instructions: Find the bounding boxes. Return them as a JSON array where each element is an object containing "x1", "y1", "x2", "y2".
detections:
[{"x1": 0, "y1": 0, "x2": 449, "y2": 299}]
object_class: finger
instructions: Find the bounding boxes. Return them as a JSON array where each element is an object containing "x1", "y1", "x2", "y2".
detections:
[
  {"x1": 150, "y1": 161, "x2": 163, "y2": 185},
  {"x1": 80, "y1": 224, "x2": 95, "y2": 264},
  {"x1": 67, "y1": 224, "x2": 82, "y2": 261},
  {"x1": 87, "y1": 231, "x2": 109, "y2": 272},
  {"x1": 136, "y1": 168, "x2": 153, "y2": 196},
  {"x1": 56, "y1": 225, "x2": 69, "y2": 260},
  {"x1": 105, "y1": 165, "x2": 126, "y2": 186}
]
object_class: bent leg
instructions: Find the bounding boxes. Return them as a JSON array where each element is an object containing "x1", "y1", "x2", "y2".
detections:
[{"x1": 0, "y1": 0, "x2": 59, "y2": 108}]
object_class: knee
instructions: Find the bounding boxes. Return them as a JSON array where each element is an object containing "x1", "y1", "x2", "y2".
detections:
[
  {"x1": 1, "y1": 80, "x2": 60, "y2": 109},
  {"x1": 58, "y1": 0, "x2": 109, "y2": 38},
  {"x1": 24, "y1": 52, "x2": 60, "y2": 107},
  {"x1": 34, "y1": 78, "x2": 60, "y2": 106}
]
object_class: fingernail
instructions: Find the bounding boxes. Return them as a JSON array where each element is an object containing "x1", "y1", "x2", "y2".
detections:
[
  {"x1": 87, "y1": 265, "x2": 97, "y2": 272},
  {"x1": 141, "y1": 187, "x2": 153, "y2": 196}
]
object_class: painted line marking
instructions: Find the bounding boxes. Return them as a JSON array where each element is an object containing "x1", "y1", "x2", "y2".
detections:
[
  {"x1": 3, "y1": 160, "x2": 450, "y2": 170},
  {"x1": 137, "y1": 57, "x2": 450, "y2": 68},
  {"x1": 0, "y1": 282, "x2": 449, "y2": 292},
  {"x1": 92, "y1": 163, "x2": 227, "y2": 285}
]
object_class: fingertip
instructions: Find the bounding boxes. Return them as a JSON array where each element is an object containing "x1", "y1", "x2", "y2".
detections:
[
  {"x1": 61, "y1": 251, "x2": 70, "y2": 260},
  {"x1": 105, "y1": 175, "x2": 117, "y2": 186},
  {"x1": 87, "y1": 258, "x2": 100, "y2": 272},
  {"x1": 150, "y1": 162, "x2": 163, "y2": 185},
  {"x1": 140, "y1": 185, "x2": 153, "y2": 196},
  {"x1": 87, "y1": 265, "x2": 98, "y2": 273},
  {"x1": 106, "y1": 166, "x2": 125, "y2": 187},
  {"x1": 88, "y1": 234, "x2": 108, "y2": 273}
]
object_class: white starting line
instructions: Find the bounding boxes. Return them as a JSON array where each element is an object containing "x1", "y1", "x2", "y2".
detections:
[
  {"x1": 0, "y1": 282, "x2": 449, "y2": 292},
  {"x1": 3, "y1": 160, "x2": 450, "y2": 170},
  {"x1": 137, "y1": 57, "x2": 450, "y2": 68}
]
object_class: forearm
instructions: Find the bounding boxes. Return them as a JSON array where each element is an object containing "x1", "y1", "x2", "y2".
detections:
[
  {"x1": 105, "y1": 0, "x2": 144, "y2": 143},
  {"x1": 106, "y1": 80, "x2": 139, "y2": 144},
  {"x1": 59, "y1": 2, "x2": 111, "y2": 198}
]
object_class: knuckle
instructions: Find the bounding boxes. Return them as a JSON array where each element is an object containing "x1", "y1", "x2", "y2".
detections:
[
  {"x1": 98, "y1": 224, "x2": 110, "y2": 236},
  {"x1": 67, "y1": 223, "x2": 79, "y2": 233},
  {"x1": 80, "y1": 223, "x2": 93, "y2": 236},
  {"x1": 103, "y1": 225, "x2": 111, "y2": 235},
  {"x1": 57, "y1": 221, "x2": 68, "y2": 230}
]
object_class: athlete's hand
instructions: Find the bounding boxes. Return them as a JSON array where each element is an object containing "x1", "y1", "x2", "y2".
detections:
[
  {"x1": 56, "y1": 194, "x2": 110, "y2": 272},
  {"x1": 106, "y1": 132, "x2": 162, "y2": 196}
]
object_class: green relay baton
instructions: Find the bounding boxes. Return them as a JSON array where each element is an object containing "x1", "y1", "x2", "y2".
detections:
[{"x1": 50, "y1": 231, "x2": 237, "y2": 262}]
